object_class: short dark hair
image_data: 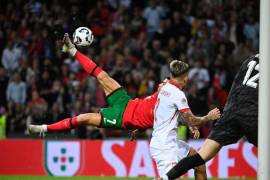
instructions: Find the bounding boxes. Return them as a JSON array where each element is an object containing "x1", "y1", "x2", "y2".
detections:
[{"x1": 169, "y1": 60, "x2": 189, "y2": 78}]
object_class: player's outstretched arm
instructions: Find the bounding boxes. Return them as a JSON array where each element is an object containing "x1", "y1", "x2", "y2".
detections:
[{"x1": 182, "y1": 108, "x2": 220, "y2": 126}]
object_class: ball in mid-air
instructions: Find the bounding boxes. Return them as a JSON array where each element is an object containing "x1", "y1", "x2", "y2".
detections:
[{"x1": 73, "y1": 27, "x2": 94, "y2": 47}]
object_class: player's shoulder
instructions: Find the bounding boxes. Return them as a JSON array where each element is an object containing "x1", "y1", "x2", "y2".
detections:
[
  {"x1": 163, "y1": 82, "x2": 179, "y2": 92},
  {"x1": 165, "y1": 83, "x2": 186, "y2": 97},
  {"x1": 249, "y1": 53, "x2": 259, "y2": 62},
  {"x1": 242, "y1": 54, "x2": 259, "y2": 65},
  {"x1": 237, "y1": 54, "x2": 259, "y2": 74}
]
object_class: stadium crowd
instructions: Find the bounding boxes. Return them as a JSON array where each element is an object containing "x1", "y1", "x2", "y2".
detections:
[{"x1": 0, "y1": 0, "x2": 259, "y2": 139}]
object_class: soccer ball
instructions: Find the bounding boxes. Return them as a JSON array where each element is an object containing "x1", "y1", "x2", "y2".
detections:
[{"x1": 73, "y1": 27, "x2": 94, "y2": 47}]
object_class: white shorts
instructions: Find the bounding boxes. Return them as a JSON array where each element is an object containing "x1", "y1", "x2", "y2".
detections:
[{"x1": 150, "y1": 140, "x2": 190, "y2": 177}]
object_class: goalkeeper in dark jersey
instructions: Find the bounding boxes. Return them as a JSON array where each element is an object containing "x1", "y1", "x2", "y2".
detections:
[{"x1": 157, "y1": 54, "x2": 259, "y2": 180}]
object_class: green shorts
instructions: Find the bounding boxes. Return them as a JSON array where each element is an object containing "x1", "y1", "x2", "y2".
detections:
[{"x1": 100, "y1": 88, "x2": 131, "y2": 129}]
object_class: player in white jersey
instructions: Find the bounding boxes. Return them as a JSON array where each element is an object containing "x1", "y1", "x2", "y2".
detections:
[{"x1": 150, "y1": 60, "x2": 220, "y2": 180}]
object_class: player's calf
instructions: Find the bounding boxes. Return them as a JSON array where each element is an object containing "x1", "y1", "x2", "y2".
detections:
[
  {"x1": 164, "y1": 153, "x2": 205, "y2": 180},
  {"x1": 28, "y1": 117, "x2": 79, "y2": 135},
  {"x1": 194, "y1": 164, "x2": 207, "y2": 180},
  {"x1": 188, "y1": 147, "x2": 207, "y2": 180}
]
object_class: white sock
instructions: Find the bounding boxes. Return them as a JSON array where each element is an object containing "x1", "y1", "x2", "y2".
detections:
[
  {"x1": 42, "y1": 124, "x2": 48, "y2": 132},
  {"x1": 69, "y1": 47, "x2": 77, "y2": 56}
]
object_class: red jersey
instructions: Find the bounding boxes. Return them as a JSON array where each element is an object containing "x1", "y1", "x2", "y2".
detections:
[{"x1": 122, "y1": 92, "x2": 158, "y2": 130}]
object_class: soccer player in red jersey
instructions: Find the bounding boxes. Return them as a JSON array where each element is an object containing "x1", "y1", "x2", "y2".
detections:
[
  {"x1": 28, "y1": 33, "x2": 221, "y2": 180},
  {"x1": 28, "y1": 33, "x2": 158, "y2": 135},
  {"x1": 28, "y1": 34, "x2": 219, "y2": 137}
]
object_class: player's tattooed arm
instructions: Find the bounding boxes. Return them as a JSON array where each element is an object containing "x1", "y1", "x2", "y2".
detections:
[
  {"x1": 181, "y1": 112, "x2": 208, "y2": 126},
  {"x1": 182, "y1": 108, "x2": 221, "y2": 126}
]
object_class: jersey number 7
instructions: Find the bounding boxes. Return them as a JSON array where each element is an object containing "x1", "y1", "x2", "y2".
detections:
[{"x1": 242, "y1": 60, "x2": 259, "y2": 88}]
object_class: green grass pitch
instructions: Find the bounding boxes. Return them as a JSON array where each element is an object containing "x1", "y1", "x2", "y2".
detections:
[{"x1": 0, "y1": 176, "x2": 257, "y2": 180}]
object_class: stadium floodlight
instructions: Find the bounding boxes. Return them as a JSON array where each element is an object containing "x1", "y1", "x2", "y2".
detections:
[{"x1": 258, "y1": 0, "x2": 270, "y2": 179}]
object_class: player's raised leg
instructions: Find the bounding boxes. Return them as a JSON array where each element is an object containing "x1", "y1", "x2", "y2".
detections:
[
  {"x1": 63, "y1": 33, "x2": 121, "y2": 96},
  {"x1": 28, "y1": 34, "x2": 126, "y2": 135},
  {"x1": 28, "y1": 113, "x2": 102, "y2": 136}
]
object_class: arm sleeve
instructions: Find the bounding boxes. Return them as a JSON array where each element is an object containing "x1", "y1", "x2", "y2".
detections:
[{"x1": 174, "y1": 91, "x2": 190, "y2": 113}]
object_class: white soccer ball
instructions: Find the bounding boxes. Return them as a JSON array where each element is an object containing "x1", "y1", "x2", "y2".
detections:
[{"x1": 73, "y1": 27, "x2": 94, "y2": 47}]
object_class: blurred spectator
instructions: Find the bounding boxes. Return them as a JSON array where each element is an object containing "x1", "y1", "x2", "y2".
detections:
[
  {"x1": 1, "y1": 41, "x2": 24, "y2": 74},
  {"x1": 170, "y1": 11, "x2": 191, "y2": 40},
  {"x1": 95, "y1": 84, "x2": 106, "y2": 107},
  {"x1": 160, "y1": 60, "x2": 170, "y2": 82},
  {"x1": 48, "y1": 102, "x2": 64, "y2": 123},
  {"x1": 138, "y1": 69, "x2": 156, "y2": 96},
  {"x1": 187, "y1": 83, "x2": 210, "y2": 138},
  {"x1": 130, "y1": 7, "x2": 145, "y2": 35},
  {"x1": 18, "y1": 58, "x2": 35, "y2": 83},
  {"x1": 143, "y1": 0, "x2": 166, "y2": 40},
  {"x1": 187, "y1": 84, "x2": 208, "y2": 116},
  {"x1": 108, "y1": 0, "x2": 131, "y2": 9},
  {"x1": 86, "y1": 1, "x2": 110, "y2": 37},
  {"x1": 6, "y1": 72, "x2": 26, "y2": 105},
  {"x1": 123, "y1": 74, "x2": 138, "y2": 98},
  {"x1": 26, "y1": 90, "x2": 47, "y2": 124},
  {"x1": 65, "y1": 57, "x2": 81, "y2": 73},
  {"x1": 153, "y1": 18, "x2": 169, "y2": 47},
  {"x1": 188, "y1": 60, "x2": 210, "y2": 93},
  {"x1": 208, "y1": 58, "x2": 229, "y2": 109},
  {"x1": 38, "y1": 70, "x2": 53, "y2": 105},
  {"x1": 243, "y1": 16, "x2": 259, "y2": 49},
  {"x1": 228, "y1": 11, "x2": 243, "y2": 46},
  {"x1": 8, "y1": 103, "x2": 27, "y2": 133},
  {"x1": 50, "y1": 80, "x2": 64, "y2": 106}
]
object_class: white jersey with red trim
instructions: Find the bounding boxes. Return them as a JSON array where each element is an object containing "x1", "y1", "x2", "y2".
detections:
[{"x1": 150, "y1": 81, "x2": 190, "y2": 150}]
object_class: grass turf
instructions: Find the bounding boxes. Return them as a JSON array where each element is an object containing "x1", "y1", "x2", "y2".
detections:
[{"x1": 0, "y1": 177, "x2": 257, "y2": 180}]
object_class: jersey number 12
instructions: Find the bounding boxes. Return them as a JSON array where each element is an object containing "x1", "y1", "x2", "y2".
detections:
[{"x1": 242, "y1": 60, "x2": 259, "y2": 88}]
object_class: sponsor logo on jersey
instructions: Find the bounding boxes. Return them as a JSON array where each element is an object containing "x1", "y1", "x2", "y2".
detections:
[{"x1": 181, "y1": 98, "x2": 187, "y2": 103}]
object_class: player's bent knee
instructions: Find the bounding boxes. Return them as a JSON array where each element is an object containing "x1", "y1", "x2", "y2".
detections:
[
  {"x1": 97, "y1": 72, "x2": 121, "y2": 89},
  {"x1": 97, "y1": 71, "x2": 109, "y2": 80},
  {"x1": 188, "y1": 147, "x2": 206, "y2": 173}
]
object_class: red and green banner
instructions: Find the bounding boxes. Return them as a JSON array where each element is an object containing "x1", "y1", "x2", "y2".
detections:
[{"x1": 0, "y1": 139, "x2": 257, "y2": 178}]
